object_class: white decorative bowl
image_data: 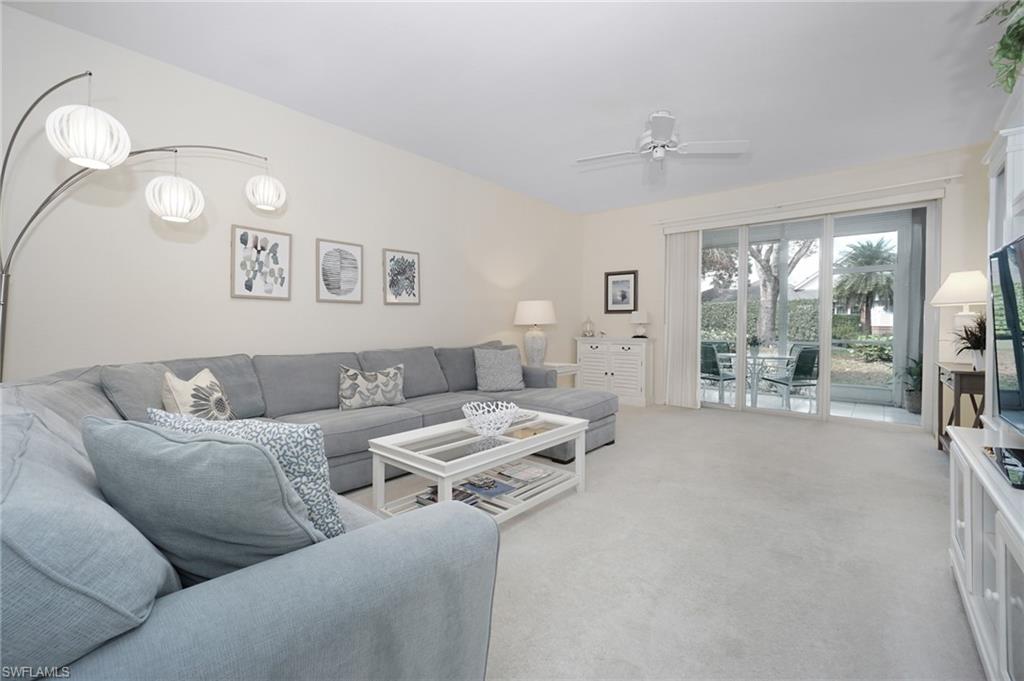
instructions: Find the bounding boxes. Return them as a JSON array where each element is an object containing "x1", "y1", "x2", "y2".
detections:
[{"x1": 462, "y1": 401, "x2": 518, "y2": 436}]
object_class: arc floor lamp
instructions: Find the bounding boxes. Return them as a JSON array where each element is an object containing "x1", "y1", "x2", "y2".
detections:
[{"x1": 0, "y1": 71, "x2": 288, "y2": 380}]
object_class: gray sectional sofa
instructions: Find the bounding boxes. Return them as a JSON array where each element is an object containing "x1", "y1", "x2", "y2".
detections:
[
  {"x1": 0, "y1": 341, "x2": 617, "y2": 679},
  {"x1": 250, "y1": 343, "x2": 618, "y2": 491}
]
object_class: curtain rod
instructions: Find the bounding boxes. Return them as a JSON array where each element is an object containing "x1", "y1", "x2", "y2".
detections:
[{"x1": 654, "y1": 174, "x2": 963, "y2": 228}]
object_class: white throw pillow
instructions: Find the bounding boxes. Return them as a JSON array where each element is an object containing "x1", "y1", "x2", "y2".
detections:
[{"x1": 161, "y1": 368, "x2": 235, "y2": 420}]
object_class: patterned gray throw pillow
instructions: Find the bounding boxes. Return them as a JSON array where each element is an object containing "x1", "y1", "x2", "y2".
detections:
[
  {"x1": 148, "y1": 409, "x2": 344, "y2": 537},
  {"x1": 161, "y1": 368, "x2": 235, "y2": 420},
  {"x1": 473, "y1": 347, "x2": 525, "y2": 391},
  {"x1": 338, "y1": 363, "x2": 405, "y2": 410}
]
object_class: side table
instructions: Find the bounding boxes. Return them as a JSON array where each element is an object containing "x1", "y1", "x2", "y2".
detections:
[
  {"x1": 544, "y1": 362, "x2": 580, "y2": 388},
  {"x1": 936, "y1": 361, "x2": 984, "y2": 452}
]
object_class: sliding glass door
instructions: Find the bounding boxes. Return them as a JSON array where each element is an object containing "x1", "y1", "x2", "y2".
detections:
[
  {"x1": 828, "y1": 207, "x2": 925, "y2": 424},
  {"x1": 745, "y1": 220, "x2": 822, "y2": 413},
  {"x1": 697, "y1": 203, "x2": 929, "y2": 426}
]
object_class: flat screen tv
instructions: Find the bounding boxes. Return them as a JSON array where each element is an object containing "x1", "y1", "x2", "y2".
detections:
[{"x1": 991, "y1": 237, "x2": 1024, "y2": 436}]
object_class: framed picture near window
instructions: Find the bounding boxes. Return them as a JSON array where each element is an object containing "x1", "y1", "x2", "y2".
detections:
[{"x1": 604, "y1": 270, "x2": 637, "y2": 313}]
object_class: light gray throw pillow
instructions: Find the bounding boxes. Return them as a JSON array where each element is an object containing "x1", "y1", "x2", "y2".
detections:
[
  {"x1": 339, "y1": 363, "x2": 405, "y2": 410},
  {"x1": 82, "y1": 417, "x2": 325, "y2": 587},
  {"x1": 100, "y1": 362, "x2": 170, "y2": 421},
  {"x1": 148, "y1": 409, "x2": 344, "y2": 538},
  {"x1": 473, "y1": 347, "x2": 525, "y2": 392}
]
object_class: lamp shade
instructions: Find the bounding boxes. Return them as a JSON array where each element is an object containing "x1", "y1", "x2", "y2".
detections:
[
  {"x1": 245, "y1": 174, "x2": 287, "y2": 211},
  {"x1": 514, "y1": 300, "x2": 557, "y2": 326},
  {"x1": 145, "y1": 175, "x2": 205, "y2": 223},
  {"x1": 930, "y1": 271, "x2": 988, "y2": 307},
  {"x1": 45, "y1": 104, "x2": 131, "y2": 170},
  {"x1": 630, "y1": 310, "x2": 649, "y2": 324}
]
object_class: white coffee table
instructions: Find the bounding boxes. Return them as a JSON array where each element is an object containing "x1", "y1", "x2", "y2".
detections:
[{"x1": 368, "y1": 411, "x2": 588, "y2": 524}]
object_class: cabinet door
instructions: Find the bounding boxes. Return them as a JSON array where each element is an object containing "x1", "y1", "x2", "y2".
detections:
[
  {"x1": 578, "y1": 351, "x2": 609, "y2": 390},
  {"x1": 997, "y1": 513, "x2": 1024, "y2": 681},
  {"x1": 951, "y1": 443, "x2": 971, "y2": 578},
  {"x1": 609, "y1": 353, "x2": 643, "y2": 399}
]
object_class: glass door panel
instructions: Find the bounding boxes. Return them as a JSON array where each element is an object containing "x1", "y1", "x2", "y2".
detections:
[
  {"x1": 700, "y1": 227, "x2": 740, "y2": 406},
  {"x1": 829, "y1": 208, "x2": 924, "y2": 424},
  {"x1": 746, "y1": 219, "x2": 822, "y2": 413}
]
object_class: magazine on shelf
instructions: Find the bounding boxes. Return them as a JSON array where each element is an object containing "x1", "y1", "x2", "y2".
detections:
[
  {"x1": 415, "y1": 486, "x2": 480, "y2": 507},
  {"x1": 461, "y1": 474, "x2": 516, "y2": 498},
  {"x1": 498, "y1": 462, "x2": 552, "y2": 484}
]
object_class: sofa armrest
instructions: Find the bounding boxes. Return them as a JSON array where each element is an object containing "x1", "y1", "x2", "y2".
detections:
[
  {"x1": 522, "y1": 365, "x2": 557, "y2": 388},
  {"x1": 69, "y1": 503, "x2": 499, "y2": 681}
]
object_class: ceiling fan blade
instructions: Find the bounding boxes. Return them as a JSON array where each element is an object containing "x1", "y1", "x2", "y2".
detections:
[
  {"x1": 575, "y1": 150, "x2": 640, "y2": 163},
  {"x1": 674, "y1": 140, "x2": 751, "y2": 156}
]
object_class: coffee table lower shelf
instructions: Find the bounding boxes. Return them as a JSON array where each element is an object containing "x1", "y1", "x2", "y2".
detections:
[{"x1": 380, "y1": 461, "x2": 577, "y2": 523}]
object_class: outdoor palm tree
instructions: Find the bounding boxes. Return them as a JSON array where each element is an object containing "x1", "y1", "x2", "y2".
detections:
[{"x1": 832, "y1": 239, "x2": 896, "y2": 333}]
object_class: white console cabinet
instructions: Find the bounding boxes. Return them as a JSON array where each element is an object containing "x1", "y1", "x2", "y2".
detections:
[
  {"x1": 949, "y1": 426, "x2": 1024, "y2": 680},
  {"x1": 576, "y1": 337, "x2": 653, "y2": 407}
]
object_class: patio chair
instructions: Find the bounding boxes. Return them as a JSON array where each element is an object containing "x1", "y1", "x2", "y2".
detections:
[
  {"x1": 762, "y1": 345, "x2": 819, "y2": 412},
  {"x1": 701, "y1": 342, "x2": 736, "y2": 402}
]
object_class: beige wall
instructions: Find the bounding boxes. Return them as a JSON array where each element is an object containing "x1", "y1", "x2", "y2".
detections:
[
  {"x1": 1, "y1": 8, "x2": 583, "y2": 380},
  {"x1": 579, "y1": 145, "x2": 991, "y2": 405}
]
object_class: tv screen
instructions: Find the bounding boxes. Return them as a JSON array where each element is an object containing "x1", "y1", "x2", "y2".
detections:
[{"x1": 992, "y1": 241, "x2": 1024, "y2": 434}]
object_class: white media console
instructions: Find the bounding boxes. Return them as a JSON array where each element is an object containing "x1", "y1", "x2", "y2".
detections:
[{"x1": 949, "y1": 423, "x2": 1024, "y2": 680}]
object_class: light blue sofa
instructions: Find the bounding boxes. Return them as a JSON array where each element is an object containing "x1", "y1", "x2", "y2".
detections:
[{"x1": 1, "y1": 342, "x2": 616, "y2": 679}]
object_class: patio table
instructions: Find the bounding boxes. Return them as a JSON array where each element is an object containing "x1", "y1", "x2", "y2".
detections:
[{"x1": 718, "y1": 353, "x2": 791, "y2": 407}]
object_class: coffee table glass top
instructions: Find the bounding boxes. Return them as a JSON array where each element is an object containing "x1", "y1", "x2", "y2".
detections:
[{"x1": 393, "y1": 420, "x2": 561, "y2": 463}]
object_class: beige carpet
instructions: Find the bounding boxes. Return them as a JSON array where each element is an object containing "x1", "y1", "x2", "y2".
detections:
[{"x1": 348, "y1": 405, "x2": 983, "y2": 680}]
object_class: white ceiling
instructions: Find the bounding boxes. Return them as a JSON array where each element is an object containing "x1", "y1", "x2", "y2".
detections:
[{"x1": 14, "y1": 2, "x2": 1008, "y2": 214}]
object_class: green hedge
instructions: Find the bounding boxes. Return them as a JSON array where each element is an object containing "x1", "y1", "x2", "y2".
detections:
[{"x1": 701, "y1": 300, "x2": 862, "y2": 341}]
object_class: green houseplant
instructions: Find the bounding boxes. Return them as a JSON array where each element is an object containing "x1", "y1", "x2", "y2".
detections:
[
  {"x1": 982, "y1": 2, "x2": 1024, "y2": 93},
  {"x1": 953, "y1": 314, "x2": 987, "y2": 371},
  {"x1": 901, "y1": 358, "x2": 924, "y2": 415}
]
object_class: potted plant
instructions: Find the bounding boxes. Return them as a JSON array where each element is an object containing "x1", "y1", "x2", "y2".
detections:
[
  {"x1": 747, "y1": 333, "x2": 762, "y2": 358},
  {"x1": 953, "y1": 314, "x2": 987, "y2": 371},
  {"x1": 901, "y1": 358, "x2": 923, "y2": 415}
]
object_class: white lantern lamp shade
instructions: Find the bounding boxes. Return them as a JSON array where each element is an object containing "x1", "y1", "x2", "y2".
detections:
[
  {"x1": 931, "y1": 270, "x2": 988, "y2": 332},
  {"x1": 245, "y1": 174, "x2": 287, "y2": 211},
  {"x1": 45, "y1": 104, "x2": 131, "y2": 170},
  {"x1": 514, "y1": 300, "x2": 557, "y2": 326},
  {"x1": 145, "y1": 175, "x2": 205, "y2": 223}
]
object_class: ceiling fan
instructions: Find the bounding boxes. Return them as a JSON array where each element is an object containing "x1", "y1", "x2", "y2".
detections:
[{"x1": 576, "y1": 110, "x2": 750, "y2": 166}]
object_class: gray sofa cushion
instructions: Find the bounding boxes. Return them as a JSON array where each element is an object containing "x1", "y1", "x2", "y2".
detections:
[
  {"x1": 402, "y1": 393, "x2": 492, "y2": 427},
  {"x1": 100, "y1": 362, "x2": 171, "y2": 421},
  {"x1": 149, "y1": 410, "x2": 344, "y2": 538},
  {"x1": 5, "y1": 367, "x2": 122, "y2": 454},
  {"x1": 434, "y1": 341, "x2": 502, "y2": 392},
  {"x1": 1, "y1": 412, "x2": 180, "y2": 669},
  {"x1": 277, "y1": 406, "x2": 423, "y2": 459},
  {"x1": 474, "y1": 347, "x2": 525, "y2": 391},
  {"x1": 358, "y1": 347, "x2": 448, "y2": 398},
  {"x1": 81, "y1": 418, "x2": 324, "y2": 587},
  {"x1": 460, "y1": 388, "x2": 619, "y2": 423},
  {"x1": 253, "y1": 352, "x2": 361, "y2": 418},
  {"x1": 163, "y1": 354, "x2": 265, "y2": 418}
]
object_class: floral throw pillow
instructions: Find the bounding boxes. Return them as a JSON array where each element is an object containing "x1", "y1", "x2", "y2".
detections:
[
  {"x1": 148, "y1": 409, "x2": 344, "y2": 538},
  {"x1": 338, "y1": 364, "x2": 404, "y2": 410},
  {"x1": 161, "y1": 369, "x2": 235, "y2": 420}
]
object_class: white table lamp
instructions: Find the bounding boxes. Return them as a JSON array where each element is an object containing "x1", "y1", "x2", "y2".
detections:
[
  {"x1": 931, "y1": 270, "x2": 988, "y2": 331},
  {"x1": 514, "y1": 300, "x2": 557, "y2": 366},
  {"x1": 630, "y1": 311, "x2": 649, "y2": 338}
]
